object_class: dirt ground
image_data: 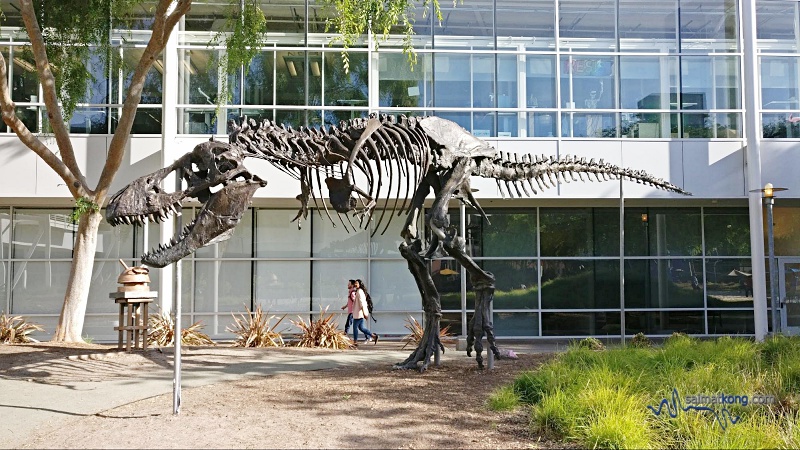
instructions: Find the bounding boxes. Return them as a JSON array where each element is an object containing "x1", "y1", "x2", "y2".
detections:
[{"x1": 1, "y1": 342, "x2": 561, "y2": 449}]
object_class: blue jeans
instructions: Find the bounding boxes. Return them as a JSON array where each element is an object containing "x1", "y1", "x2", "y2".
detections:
[
  {"x1": 352, "y1": 318, "x2": 373, "y2": 342},
  {"x1": 344, "y1": 313, "x2": 353, "y2": 334}
]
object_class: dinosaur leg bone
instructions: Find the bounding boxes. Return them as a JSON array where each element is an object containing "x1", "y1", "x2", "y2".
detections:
[{"x1": 394, "y1": 239, "x2": 444, "y2": 372}]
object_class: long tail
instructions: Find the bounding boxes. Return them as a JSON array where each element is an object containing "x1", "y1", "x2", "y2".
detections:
[{"x1": 475, "y1": 152, "x2": 691, "y2": 198}]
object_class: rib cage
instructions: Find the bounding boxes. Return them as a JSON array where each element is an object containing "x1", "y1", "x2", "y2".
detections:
[{"x1": 227, "y1": 114, "x2": 689, "y2": 233}]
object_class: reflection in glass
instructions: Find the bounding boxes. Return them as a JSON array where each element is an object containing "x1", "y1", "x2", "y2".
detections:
[
  {"x1": 436, "y1": 0, "x2": 494, "y2": 43},
  {"x1": 434, "y1": 53, "x2": 470, "y2": 107},
  {"x1": 559, "y1": 0, "x2": 616, "y2": 51},
  {"x1": 707, "y1": 310, "x2": 755, "y2": 334},
  {"x1": 679, "y1": 0, "x2": 738, "y2": 52},
  {"x1": 540, "y1": 208, "x2": 619, "y2": 257},
  {"x1": 624, "y1": 259, "x2": 704, "y2": 309},
  {"x1": 432, "y1": 258, "x2": 463, "y2": 310},
  {"x1": 704, "y1": 208, "x2": 751, "y2": 256},
  {"x1": 468, "y1": 210, "x2": 536, "y2": 258},
  {"x1": 625, "y1": 310, "x2": 705, "y2": 334},
  {"x1": 10, "y1": 46, "x2": 38, "y2": 103},
  {"x1": 761, "y1": 57, "x2": 800, "y2": 110},
  {"x1": 682, "y1": 113, "x2": 712, "y2": 138},
  {"x1": 379, "y1": 53, "x2": 431, "y2": 108},
  {"x1": 255, "y1": 210, "x2": 310, "y2": 258},
  {"x1": 541, "y1": 260, "x2": 620, "y2": 309},
  {"x1": 705, "y1": 258, "x2": 754, "y2": 308},
  {"x1": 496, "y1": 0, "x2": 555, "y2": 49},
  {"x1": 113, "y1": 47, "x2": 163, "y2": 104},
  {"x1": 494, "y1": 312, "x2": 538, "y2": 336},
  {"x1": 560, "y1": 56, "x2": 616, "y2": 109},
  {"x1": 619, "y1": 0, "x2": 678, "y2": 52},
  {"x1": 11, "y1": 261, "x2": 72, "y2": 314},
  {"x1": 324, "y1": 52, "x2": 367, "y2": 107},
  {"x1": 312, "y1": 260, "x2": 368, "y2": 311},
  {"x1": 255, "y1": 261, "x2": 310, "y2": 312},
  {"x1": 370, "y1": 261, "x2": 421, "y2": 312},
  {"x1": 756, "y1": 1, "x2": 800, "y2": 52},
  {"x1": 542, "y1": 312, "x2": 620, "y2": 336},
  {"x1": 473, "y1": 260, "x2": 537, "y2": 309},
  {"x1": 624, "y1": 208, "x2": 702, "y2": 256},
  {"x1": 773, "y1": 207, "x2": 800, "y2": 256},
  {"x1": 69, "y1": 108, "x2": 108, "y2": 134},
  {"x1": 245, "y1": 51, "x2": 275, "y2": 106},
  {"x1": 12, "y1": 209, "x2": 75, "y2": 259},
  {"x1": 194, "y1": 261, "x2": 251, "y2": 313},
  {"x1": 527, "y1": 113, "x2": 556, "y2": 137},
  {"x1": 312, "y1": 216, "x2": 369, "y2": 257},
  {"x1": 277, "y1": 51, "x2": 322, "y2": 107},
  {"x1": 562, "y1": 112, "x2": 617, "y2": 137},
  {"x1": 111, "y1": 108, "x2": 162, "y2": 134},
  {"x1": 526, "y1": 56, "x2": 556, "y2": 108},
  {"x1": 620, "y1": 56, "x2": 678, "y2": 110}
]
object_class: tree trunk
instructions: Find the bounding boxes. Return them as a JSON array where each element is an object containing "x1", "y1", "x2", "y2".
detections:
[{"x1": 52, "y1": 209, "x2": 103, "y2": 342}]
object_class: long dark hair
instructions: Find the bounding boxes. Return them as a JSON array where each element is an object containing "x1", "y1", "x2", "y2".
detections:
[{"x1": 356, "y1": 279, "x2": 368, "y2": 296}]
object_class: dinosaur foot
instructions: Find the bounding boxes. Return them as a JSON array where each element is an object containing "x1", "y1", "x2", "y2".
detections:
[{"x1": 393, "y1": 330, "x2": 445, "y2": 372}]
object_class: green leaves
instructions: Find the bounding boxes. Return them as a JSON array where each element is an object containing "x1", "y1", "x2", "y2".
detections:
[{"x1": 320, "y1": 0, "x2": 452, "y2": 72}]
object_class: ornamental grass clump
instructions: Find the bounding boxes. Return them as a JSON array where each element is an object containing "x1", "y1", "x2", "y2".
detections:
[
  {"x1": 495, "y1": 336, "x2": 800, "y2": 449},
  {"x1": 0, "y1": 312, "x2": 44, "y2": 344},
  {"x1": 292, "y1": 307, "x2": 351, "y2": 349},
  {"x1": 148, "y1": 310, "x2": 215, "y2": 347},
  {"x1": 630, "y1": 332, "x2": 653, "y2": 348},
  {"x1": 401, "y1": 315, "x2": 457, "y2": 349},
  {"x1": 228, "y1": 305, "x2": 285, "y2": 348}
]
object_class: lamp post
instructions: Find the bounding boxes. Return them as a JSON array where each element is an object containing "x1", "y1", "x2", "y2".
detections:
[{"x1": 753, "y1": 183, "x2": 788, "y2": 335}]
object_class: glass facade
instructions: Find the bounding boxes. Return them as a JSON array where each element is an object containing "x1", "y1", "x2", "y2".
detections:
[
  {"x1": 3, "y1": 0, "x2": 797, "y2": 138},
  {"x1": 0, "y1": 204, "x2": 763, "y2": 340}
]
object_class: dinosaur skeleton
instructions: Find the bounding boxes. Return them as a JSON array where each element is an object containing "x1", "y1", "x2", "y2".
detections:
[{"x1": 106, "y1": 114, "x2": 689, "y2": 370}]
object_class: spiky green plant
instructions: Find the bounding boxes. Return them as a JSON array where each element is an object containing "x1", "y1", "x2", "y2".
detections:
[
  {"x1": 0, "y1": 312, "x2": 44, "y2": 344},
  {"x1": 401, "y1": 315, "x2": 457, "y2": 349},
  {"x1": 292, "y1": 307, "x2": 351, "y2": 349},
  {"x1": 147, "y1": 311, "x2": 215, "y2": 347},
  {"x1": 227, "y1": 305, "x2": 285, "y2": 348}
]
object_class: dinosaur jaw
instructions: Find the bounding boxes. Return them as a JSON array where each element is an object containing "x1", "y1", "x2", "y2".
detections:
[
  {"x1": 140, "y1": 181, "x2": 260, "y2": 268},
  {"x1": 139, "y1": 181, "x2": 261, "y2": 268}
]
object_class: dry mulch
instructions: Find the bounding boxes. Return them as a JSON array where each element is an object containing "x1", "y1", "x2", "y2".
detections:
[{"x1": 1, "y1": 342, "x2": 562, "y2": 449}]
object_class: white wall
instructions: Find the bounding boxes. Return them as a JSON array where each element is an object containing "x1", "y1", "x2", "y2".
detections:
[{"x1": 0, "y1": 134, "x2": 780, "y2": 204}]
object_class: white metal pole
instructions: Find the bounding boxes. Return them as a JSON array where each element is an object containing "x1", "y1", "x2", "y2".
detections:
[
  {"x1": 741, "y1": 0, "x2": 769, "y2": 341},
  {"x1": 173, "y1": 174, "x2": 182, "y2": 415}
]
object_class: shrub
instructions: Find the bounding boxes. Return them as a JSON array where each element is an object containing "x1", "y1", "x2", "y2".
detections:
[
  {"x1": 292, "y1": 307, "x2": 351, "y2": 349},
  {"x1": 576, "y1": 337, "x2": 605, "y2": 351},
  {"x1": 228, "y1": 305, "x2": 285, "y2": 348},
  {"x1": 630, "y1": 332, "x2": 653, "y2": 348},
  {"x1": 148, "y1": 310, "x2": 214, "y2": 346},
  {"x1": 401, "y1": 315, "x2": 457, "y2": 349},
  {"x1": 0, "y1": 312, "x2": 44, "y2": 344}
]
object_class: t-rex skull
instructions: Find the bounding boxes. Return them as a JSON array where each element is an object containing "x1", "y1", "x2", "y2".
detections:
[{"x1": 106, "y1": 139, "x2": 266, "y2": 267}]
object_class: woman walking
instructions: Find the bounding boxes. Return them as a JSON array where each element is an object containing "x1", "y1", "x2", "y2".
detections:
[{"x1": 352, "y1": 279, "x2": 378, "y2": 347}]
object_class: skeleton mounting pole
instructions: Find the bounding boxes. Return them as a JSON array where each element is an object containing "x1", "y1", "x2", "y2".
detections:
[{"x1": 173, "y1": 172, "x2": 182, "y2": 415}]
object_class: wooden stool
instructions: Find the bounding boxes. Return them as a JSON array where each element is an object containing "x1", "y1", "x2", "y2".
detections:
[{"x1": 110, "y1": 291, "x2": 158, "y2": 351}]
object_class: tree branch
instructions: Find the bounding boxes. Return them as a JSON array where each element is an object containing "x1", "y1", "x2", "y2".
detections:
[
  {"x1": 96, "y1": 0, "x2": 192, "y2": 199},
  {"x1": 0, "y1": 52, "x2": 85, "y2": 199},
  {"x1": 18, "y1": 0, "x2": 88, "y2": 192}
]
